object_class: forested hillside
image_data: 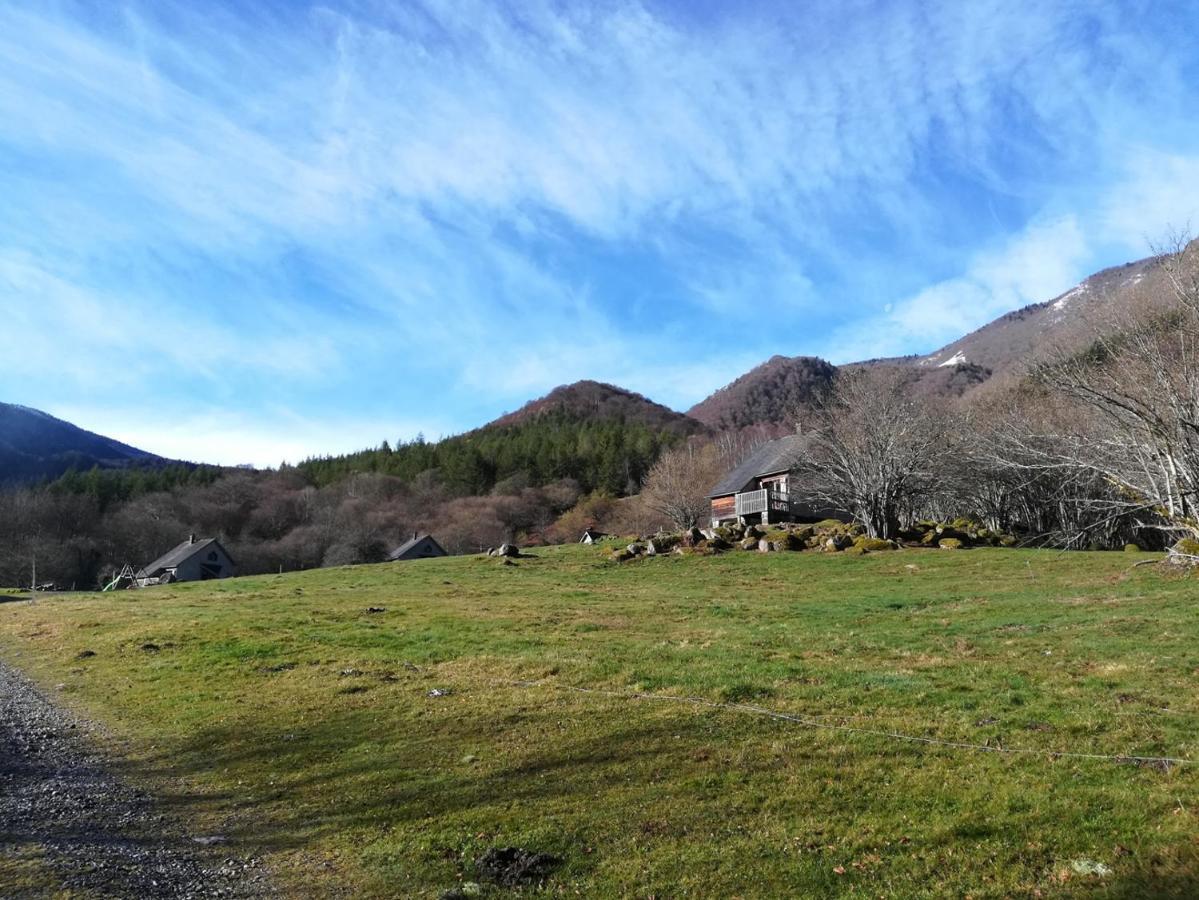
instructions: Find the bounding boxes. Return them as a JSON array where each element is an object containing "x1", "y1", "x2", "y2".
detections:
[
  {"x1": 0, "y1": 383, "x2": 696, "y2": 589},
  {"x1": 0, "y1": 402, "x2": 168, "y2": 485},
  {"x1": 299, "y1": 410, "x2": 686, "y2": 496}
]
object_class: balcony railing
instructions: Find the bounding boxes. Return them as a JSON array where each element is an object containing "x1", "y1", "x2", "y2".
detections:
[{"x1": 734, "y1": 488, "x2": 792, "y2": 517}]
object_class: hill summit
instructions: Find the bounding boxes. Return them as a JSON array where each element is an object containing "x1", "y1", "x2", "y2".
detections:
[{"x1": 487, "y1": 380, "x2": 706, "y2": 435}]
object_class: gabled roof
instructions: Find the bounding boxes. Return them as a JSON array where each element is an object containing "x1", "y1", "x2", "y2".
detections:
[
  {"x1": 708, "y1": 433, "x2": 808, "y2": 498},
  {"x1": 139, "y1": 537, "x2": 232, "y2": 577},
  {"x1": 388, "y1": 533, "x2": 446, "y2": 561}
]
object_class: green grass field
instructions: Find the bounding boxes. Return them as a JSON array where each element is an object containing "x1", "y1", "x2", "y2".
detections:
[{"x1": 1, "y1": 546, "x2": 1196, "y2": 897}]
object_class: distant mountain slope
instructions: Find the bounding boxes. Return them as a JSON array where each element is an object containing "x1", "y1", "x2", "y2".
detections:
[
  {"x1": 690, "y1": 248, "x2": 1173, "y2": 427},
  {"x1": 0, "y1": 402, "x2": 166, "y2": 485},
  {"x1": 488, "y1": 380, "x2": 707, "y2": 435},
  {"x1": 912, "y1": 255, "x2": 1164, "y2": 383},
  {"x1": 686, "y1": 356, "x2": 837, "y2": 429}
]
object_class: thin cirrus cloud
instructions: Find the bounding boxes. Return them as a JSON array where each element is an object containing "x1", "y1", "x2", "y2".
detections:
[{"x1": 1, "y1": 0, "x2": 1197, "y2": 465}]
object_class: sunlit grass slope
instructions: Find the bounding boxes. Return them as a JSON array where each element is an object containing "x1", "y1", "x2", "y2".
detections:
[{"x1": 1, "y1": 546, "x2": 1196, "y2": 897}]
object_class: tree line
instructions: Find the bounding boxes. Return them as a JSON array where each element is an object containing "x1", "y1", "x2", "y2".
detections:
[{"x1": 0, "y1": 410, "x2": 681, "y2": 589}]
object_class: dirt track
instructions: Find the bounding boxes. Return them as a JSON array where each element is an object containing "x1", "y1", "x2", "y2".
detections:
[{"x1": 0, "y1": 658, "x2": 272, "y2": 899}]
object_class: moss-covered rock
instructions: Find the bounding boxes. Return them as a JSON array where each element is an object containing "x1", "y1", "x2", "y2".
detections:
[
  {"x1": 763, "y1": 530, "x2": 803, "y2": 551},
  {"x1": 1172, "y1": 537, "x2": 1199, "y2": 556},
  {"x1": 844, "y1": 544, "x2": 868, "y2": 556},
  {"x1": 938, "y1": 538, "x2": 964, "y2": 550},
  {"x1": 854, "y1": 537, "x2": 898, "y2": 552},
  {"x1": 823, "y1": 535, "x2": 850, "y2": 552},
  {"x1": 1122, "y1": 543, "x2": 1142, "y2": 553}
]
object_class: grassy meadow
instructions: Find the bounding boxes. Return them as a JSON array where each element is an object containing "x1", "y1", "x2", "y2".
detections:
[{"x1": 1, "y1": 545, "x2": 1197, "y2": 897}]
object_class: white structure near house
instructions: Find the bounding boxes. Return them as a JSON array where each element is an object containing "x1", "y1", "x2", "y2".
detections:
[
  {"x1": 388, "y1": 532, "x2": 447, "y2": 561},
  {"x1": 137, "y1": 535, "x2": 236, "y2": 586},
  {"x1": 580, "y1": 527, "x2": 607, "y2": 544}
]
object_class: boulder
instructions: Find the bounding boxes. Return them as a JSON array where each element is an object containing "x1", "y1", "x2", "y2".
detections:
[
  {"x1": 644, "y1": 541, "x2": 658, "y2": 556},
  {"x1": 740, "y1": 538, "x2": 759, "y2": 551},
  {"x1": 683, "y1": 527, "x2": 705, "y2": 547},
  {"x1": 627, "y1": 543, "x2": 645, "y2": 556},
  {"x1": 854, "y1": 537, "x2": 898, "y2": 552},
  {"x1": 497, "y1": 543, "x2": 519, "y2": 557},
  {"x1": 938, "y1": 538, "x2": 964, "y2": 550},
  {"x1": 758, "y1": 538, "x2": 774, "y2": 553}
]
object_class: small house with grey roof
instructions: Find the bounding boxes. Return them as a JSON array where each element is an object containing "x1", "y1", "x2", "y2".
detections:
[
  {"x1": 137, "y1": 535, "x2": 236, "y2": 586},
  {"x1": 707, "y1": 434, "x2": 834, "y2": 528},
  {"x1": 388, "y1": 532, "x2": 447, "y2": 562}
]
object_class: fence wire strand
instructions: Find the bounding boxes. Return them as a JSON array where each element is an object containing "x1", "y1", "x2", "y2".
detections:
[{"x1": 503, "y1": 679, "x2": 1193, "y2": 768}]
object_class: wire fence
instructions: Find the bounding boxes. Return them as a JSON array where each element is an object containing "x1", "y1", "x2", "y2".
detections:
[{"x1": 502, "y1": 678, "x2": 1193, "y2": 768}]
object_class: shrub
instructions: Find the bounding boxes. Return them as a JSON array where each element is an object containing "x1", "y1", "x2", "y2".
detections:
[{"x1": 1123, "y1": 543, "x2": 1142, "y2": 553}]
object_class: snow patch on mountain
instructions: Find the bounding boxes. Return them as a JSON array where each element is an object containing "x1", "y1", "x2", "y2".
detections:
[{"x1": 1052, "y1": 284, "x2": 1087, "y2": 311}]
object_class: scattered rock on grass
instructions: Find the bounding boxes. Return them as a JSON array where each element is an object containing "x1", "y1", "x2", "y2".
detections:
[
  {"x1": 1070, "y1": 859, "x2": 1112, "y2": 878},
  {"x1": 440, "y1": 882, "x2": 483, "y2": 899}
]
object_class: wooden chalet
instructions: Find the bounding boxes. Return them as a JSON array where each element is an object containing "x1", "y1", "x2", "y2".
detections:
[{"x1": 707, "y1": 434, "x2": 810, "y2": 528}]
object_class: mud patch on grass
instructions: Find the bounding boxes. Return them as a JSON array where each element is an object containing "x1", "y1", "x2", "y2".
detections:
[{"x1": 474, "y1": 846, "x2": 561, "y2": 888}]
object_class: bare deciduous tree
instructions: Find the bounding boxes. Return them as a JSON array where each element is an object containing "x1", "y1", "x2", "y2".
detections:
[
  {"x1": 791, "y1": 367, "x2": 958, "y2": 539},
  {"x1": 640, "y1": 440, "x2": 727, "y2": 530},
  {"x1": 1029, "y1": 235, "x2": 1199, "y2": 545}
]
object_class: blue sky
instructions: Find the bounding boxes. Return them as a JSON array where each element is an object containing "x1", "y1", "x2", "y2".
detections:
[{"x1": 2, "y1": 0, "x2": 1198, "y2": 466}]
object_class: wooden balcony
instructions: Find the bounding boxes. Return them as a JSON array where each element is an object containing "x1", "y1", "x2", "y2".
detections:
[{"x1": 734, "y1": 488, "x2": 792, "y2": 518}]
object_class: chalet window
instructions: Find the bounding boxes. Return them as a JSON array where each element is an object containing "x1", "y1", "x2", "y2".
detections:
[{"x1": 208, "y1": 551, "x2": 218, "y2": 561}]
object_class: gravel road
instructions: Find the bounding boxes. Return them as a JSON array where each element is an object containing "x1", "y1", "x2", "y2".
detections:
[{"x1": 0, "y1": 659, "x2": 273, "y2": 899}]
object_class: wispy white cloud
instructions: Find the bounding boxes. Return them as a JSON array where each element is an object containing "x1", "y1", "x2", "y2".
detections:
[
  {"x1": 823, "y1": 217, "x2": 1091, "y2": 362},
  {"x1": 2, "y1": 0, "x2": 1198, "y2": 461}
]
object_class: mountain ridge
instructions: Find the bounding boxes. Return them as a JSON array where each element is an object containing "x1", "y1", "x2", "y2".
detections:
[
  {"x1": 0, "y1": 402, "x2": 168, "y2": 485},
  {"x1": 2, "y1": 245, "x2": 1180, "y2": 483}
]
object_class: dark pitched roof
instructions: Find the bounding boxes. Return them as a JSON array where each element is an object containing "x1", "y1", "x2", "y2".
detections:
[
  {"x1": 139, "y1": 537, "x2": 231, "y2": 577},
  {"x1": 388, "y1": 533, "x2": 446, "y2": 561},
  {"x1": 708, "y1": 433, "x2": 808, "y2": 497}
]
